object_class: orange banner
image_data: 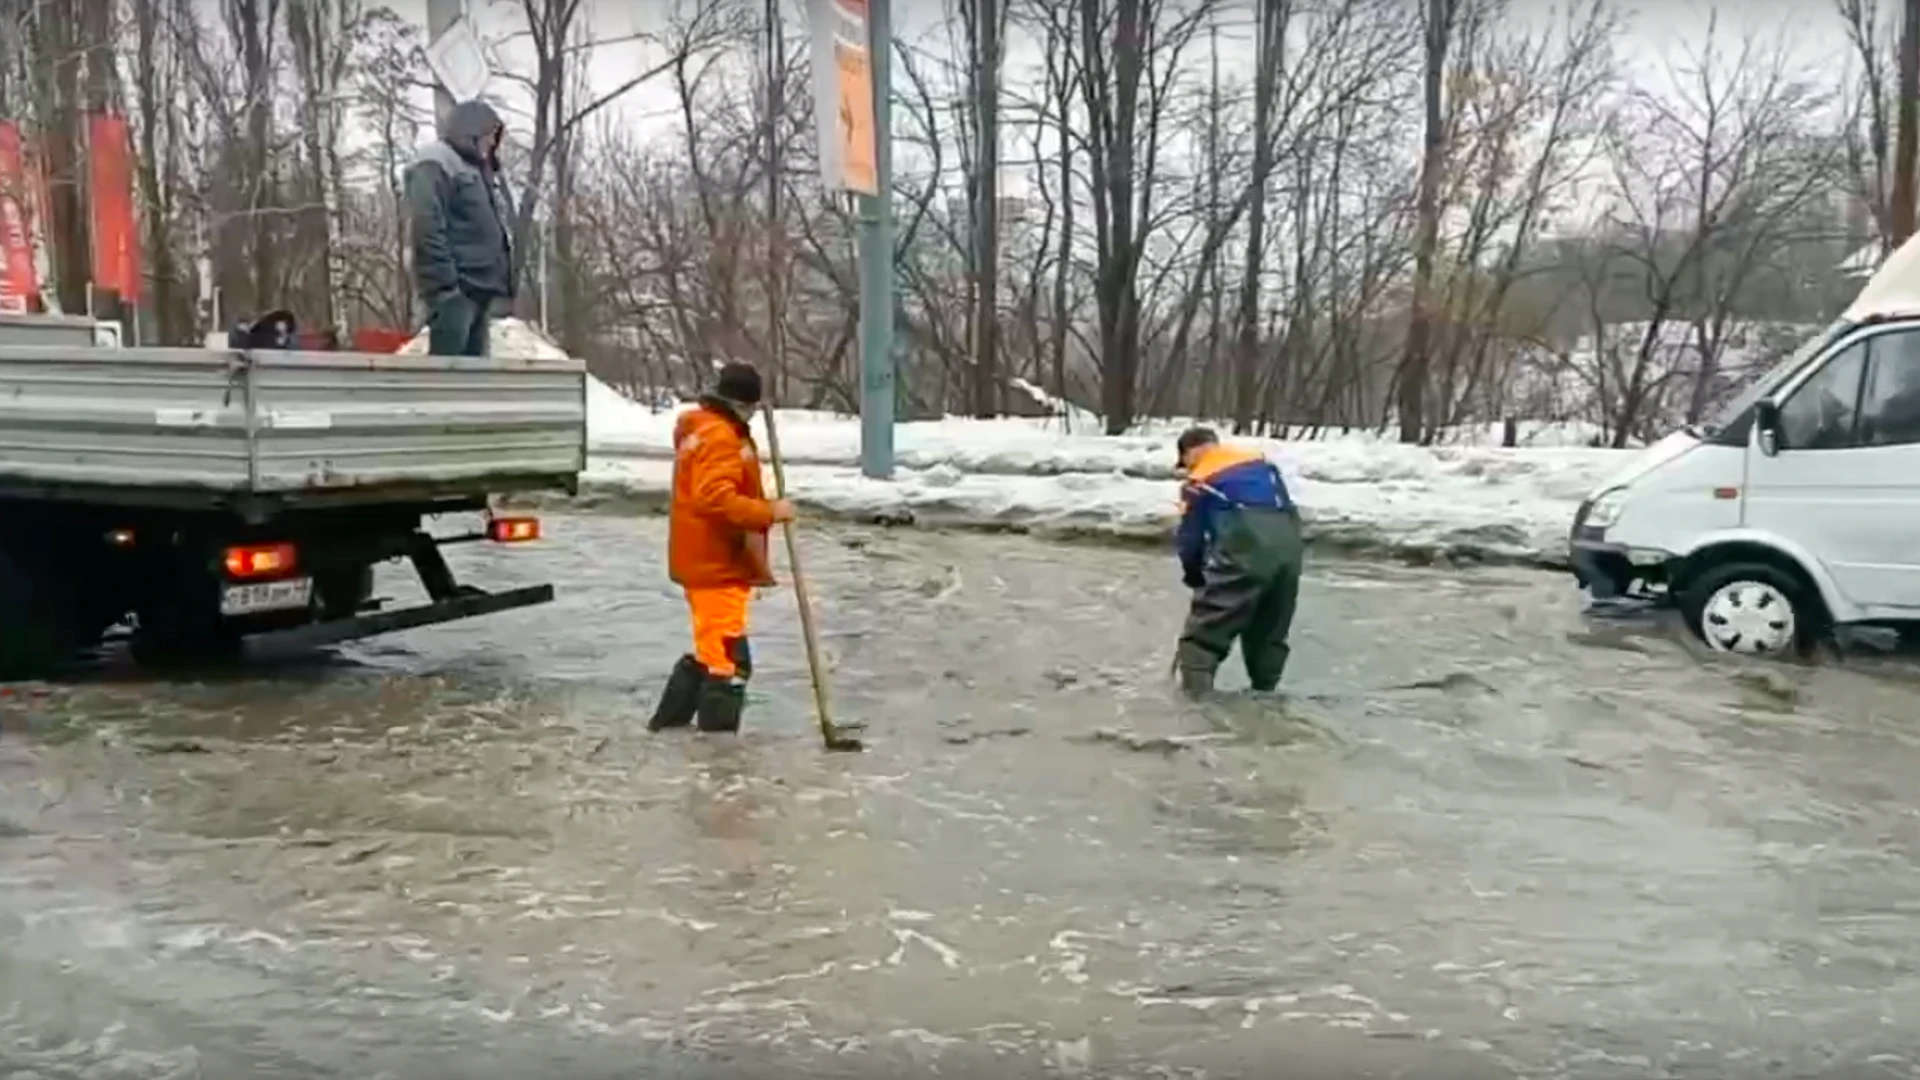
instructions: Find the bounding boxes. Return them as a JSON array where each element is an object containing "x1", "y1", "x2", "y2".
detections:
[
  {"x1": 0, "y1": 121, "x2": 41, "y2": 313},
  {"x1": 835, "y1": 37, "x2": 877, "y2": 194},
  {"x1": 808, "y1": 0, "x2": 878, "y2": 196},
  {"x1": 87, "y1": 111, "x2": 141, "y2": 302}
]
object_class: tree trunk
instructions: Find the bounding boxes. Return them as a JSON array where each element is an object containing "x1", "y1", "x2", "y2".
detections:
[
  {"x1": 42, "y1": 0, "x2": 89, "y2": 314},
  {"x1": 1082, "y1": 0, "x2": 1146, "y2": 435},
  {"x1": 131, "y1": 0, "x2": 181, "y2": 342},
  {"x1": 1398, "y1": 0, "x2": 1454, "y2": 444},
  {"x1": 287, "y1": 0, "x2": 338, "y2": 334},
  {"x1": 1894, "y1": 0, "x2": 1920, "y2": 246},
  {"x1": 1232, "y1": 0, "x2": 1284, "y2": 435},
  {"x1": 1201, "y1": 18, "x2": 1221, "y2": 422},
  {"x1": 968, "y1": 0, "x2": 1001, "y2": 417},
  {"x1": 1048, "y1": 16, "x2": 1073, "y2": 424}
]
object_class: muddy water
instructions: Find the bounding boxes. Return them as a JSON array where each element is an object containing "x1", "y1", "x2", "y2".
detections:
[{"x1": 6, "y1": 515, "x2": 1920, "y2": 1078}]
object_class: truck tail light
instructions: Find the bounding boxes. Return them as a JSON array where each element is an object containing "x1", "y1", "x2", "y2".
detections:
[
  {"x1": 488, "y1": 516, "x2": 541, "y2": 543},
  {"x1": 224, "y1": 542, "x2": 297, "y2": 579}
]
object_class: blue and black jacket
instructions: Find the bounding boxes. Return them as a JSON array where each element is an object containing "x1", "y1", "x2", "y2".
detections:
[{"x1": 1176, "y1": 444, "x2": 1295, "y2": 581}]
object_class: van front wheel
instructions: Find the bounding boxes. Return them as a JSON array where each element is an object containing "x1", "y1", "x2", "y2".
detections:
[{"x1": 1680, "y1": 561, "x2": 1819, "y2": 657}]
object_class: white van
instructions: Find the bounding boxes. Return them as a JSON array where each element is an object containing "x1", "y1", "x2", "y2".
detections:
[{"x1": 1570, "y1": 233, "x2": 1920, "y2": 657}]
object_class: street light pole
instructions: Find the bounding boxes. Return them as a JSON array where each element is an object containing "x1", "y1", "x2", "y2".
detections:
[
  {"x1": 426, "y1": 0, "x2": 460, "y2": 127},
  {"x1": 855, "y1": 0, "x2": 894, "y2": 480}
]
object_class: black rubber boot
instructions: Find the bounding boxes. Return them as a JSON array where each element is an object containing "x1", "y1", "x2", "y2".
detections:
[
  {"x1": 647, "y1": 654, "x2": 706, "y2": 731},
  {"x1": 695, "y1": 675, "x2": 746, "y2": 734}
]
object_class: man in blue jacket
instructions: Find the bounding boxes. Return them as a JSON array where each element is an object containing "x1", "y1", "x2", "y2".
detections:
[
  {"x1": 1173, "y1": 426, "x2": 1305, "y2": 697},
  {"x1": 406, "y1": 99, "x2": 516, "y2": 357}
]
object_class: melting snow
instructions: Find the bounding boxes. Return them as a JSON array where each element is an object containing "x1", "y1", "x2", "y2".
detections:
[{"x1": 581, "y1": 378, "x2": 1634, "y2": 566}]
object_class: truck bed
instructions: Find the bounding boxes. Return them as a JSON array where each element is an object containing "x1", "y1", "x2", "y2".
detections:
[{"x1": 0, "y1": 344, "x2": 586, "y2": 506}]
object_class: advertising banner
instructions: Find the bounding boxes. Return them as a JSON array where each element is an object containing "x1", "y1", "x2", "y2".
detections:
[
  {"x1": 807, "y1": 0, "x2": 878, "y2": 195},
  {"x1": 87, "y1": 111, "x2": 143, "y2": 302}
]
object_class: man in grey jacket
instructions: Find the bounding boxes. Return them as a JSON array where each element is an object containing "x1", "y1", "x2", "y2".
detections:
[{"x1": 406, "y1": 100, "x2": 516, "y2": 357}]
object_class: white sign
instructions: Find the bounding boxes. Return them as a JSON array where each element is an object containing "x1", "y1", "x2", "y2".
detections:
[{"x1": 426, "y1": 15, "x2": 491, "y2": 103}]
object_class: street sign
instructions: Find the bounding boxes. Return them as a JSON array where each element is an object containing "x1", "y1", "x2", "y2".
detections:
[{"x1": 425, "y1": 14, "x2": 490, "y2": 102}]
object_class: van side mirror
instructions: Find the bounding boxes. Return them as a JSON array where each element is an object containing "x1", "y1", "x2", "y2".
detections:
[{"x1": 1754, "y1": 400, "x2": 1781, "y2": 457}]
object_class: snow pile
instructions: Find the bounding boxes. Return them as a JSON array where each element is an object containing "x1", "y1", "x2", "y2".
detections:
[
  {"x1": 397, "y1": 317, "x2": 572, "y2": 361},
  {"x1": 578, "y1": 378, "x2": 1637, "y2": 566},
  {"x1": 592, "y1": 383, "x2": 1617, "y2": 465}
]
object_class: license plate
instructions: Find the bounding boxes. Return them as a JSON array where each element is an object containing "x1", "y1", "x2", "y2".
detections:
[{"x1": 220, "y1": 577, "x2": 314, "y2": 616}]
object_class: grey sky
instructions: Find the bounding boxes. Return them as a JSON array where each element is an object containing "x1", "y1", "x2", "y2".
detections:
[{"x1": 382, "y1": 0, "x2": 1856, "y2": 155}]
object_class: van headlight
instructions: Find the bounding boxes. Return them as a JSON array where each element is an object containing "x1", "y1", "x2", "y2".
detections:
[{"x1": 1585, "y1": 488, "x2": 1626, "y2": 528}]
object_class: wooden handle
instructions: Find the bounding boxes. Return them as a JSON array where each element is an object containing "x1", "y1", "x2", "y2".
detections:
[{"x1": 762, "y1": 407, "x2": 837, "y2": 740}]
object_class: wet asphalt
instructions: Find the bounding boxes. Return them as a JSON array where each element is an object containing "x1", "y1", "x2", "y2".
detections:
[{"x1": 5, "y1": 514, "x2": 1920, "y2": 1078}]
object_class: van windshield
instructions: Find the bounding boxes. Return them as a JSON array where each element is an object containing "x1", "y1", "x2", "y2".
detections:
[{"x1": 1698, "y1": 319, "x2": 1850, "y2": 438}]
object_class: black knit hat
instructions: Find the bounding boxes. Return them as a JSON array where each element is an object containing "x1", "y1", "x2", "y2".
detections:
[
  {"x1": 714, "y1": 361, "x2": 764, "y2": 406},
  {"x1": 1175, "y1": 425, "x2": 1218, "y2": 467}
]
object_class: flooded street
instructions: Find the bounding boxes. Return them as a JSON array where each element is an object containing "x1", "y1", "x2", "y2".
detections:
[{"x1": 7, "y1": 514, "x2": 1920, "y2": 1078}]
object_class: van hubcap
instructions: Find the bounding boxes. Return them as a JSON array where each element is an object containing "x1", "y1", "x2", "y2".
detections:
[{"x1": 1700, "y1": 581, "x2": 1796, "y2": 654}]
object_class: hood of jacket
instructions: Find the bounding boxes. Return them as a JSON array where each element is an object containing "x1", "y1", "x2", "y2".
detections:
[{"x1": 441, "y1": 99, "x2": 503, "y2": 169}]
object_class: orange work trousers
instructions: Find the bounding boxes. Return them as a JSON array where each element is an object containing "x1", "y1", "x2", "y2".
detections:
[{"x1": 684, "y1": 585, "x2": 753, "y2": 678}]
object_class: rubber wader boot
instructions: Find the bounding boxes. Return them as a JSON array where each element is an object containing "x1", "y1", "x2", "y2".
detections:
[
  {"x1": 647, "y1": 654, "x2": 706, "y2": 731},
  {"x1": 1178, "y1": 664, "x2": 1217, "y2": 699},
  {"x1": 696, "y1": 675, "x2": 746, "y2": 733}
]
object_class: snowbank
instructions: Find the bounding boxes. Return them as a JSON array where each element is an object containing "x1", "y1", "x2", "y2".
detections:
[
  {"x1": 587, "y1": 378, "x2": 1619, "y2": 484},
  {"x1": 379, "y1": 319, "x2": 1641, "y2": 565},
  {"x1": 398, "y1": 317, "x2": 572, "y2": 361},
  {"x1": 575, "y1": 378, "x2": 1634, "y2": 568}
]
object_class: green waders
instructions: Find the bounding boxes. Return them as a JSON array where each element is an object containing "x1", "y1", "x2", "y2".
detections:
[{"x1": 1176, "y1": 506, "x2": 1305, "y2": 696}]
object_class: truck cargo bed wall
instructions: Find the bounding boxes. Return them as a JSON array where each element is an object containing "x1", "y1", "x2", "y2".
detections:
[{"x1": 0, "y1": 345, "x2": 587, "y2": 500}]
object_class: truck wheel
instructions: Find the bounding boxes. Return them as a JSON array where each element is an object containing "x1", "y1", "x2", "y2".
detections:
[
  {"x1": 129, "y1": 623, "x2": 241, "y2": 668},
  {"x1": 0, "y1": 548, "x2": 84, "y2": 681},
  {"x1": 1681, "y1": 561, "x2": 1821, "y2": 658},
  {"x1": 316, "y1": 565, "x2": 375, "y2": 620},
  {"x1": 130, "y1": 592, "x2": 238, "y2": 668}
]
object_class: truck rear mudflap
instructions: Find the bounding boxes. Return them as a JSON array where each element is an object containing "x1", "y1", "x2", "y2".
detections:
[{"x1": 240, "y1": 583, "x2": 554, "y2": 659}]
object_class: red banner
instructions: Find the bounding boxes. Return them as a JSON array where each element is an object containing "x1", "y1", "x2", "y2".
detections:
[
  {"x1": 0, "y1": 121, "x2": 41, "y2": 313},
  {"x1": 87, "y1": 112, "x2": 141, "y2": 302}
]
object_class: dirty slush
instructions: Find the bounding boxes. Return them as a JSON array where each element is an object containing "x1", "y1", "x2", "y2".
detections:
[{"x1": 5, "y1": 515, "x2": 1920, "y2": 1079}]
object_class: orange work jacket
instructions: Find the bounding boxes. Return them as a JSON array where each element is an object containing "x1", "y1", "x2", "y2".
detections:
[{"x1": 667, "y1": 398, "x2": 777, "y2": 588}]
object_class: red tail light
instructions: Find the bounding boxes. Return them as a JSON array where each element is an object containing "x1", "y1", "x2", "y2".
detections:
[
  {"x1": 488, "y1": 516, "x2": 540, "y2": 543},
  {"x1": 224, "y1": 543, "x2": 297, "y2": 579}
]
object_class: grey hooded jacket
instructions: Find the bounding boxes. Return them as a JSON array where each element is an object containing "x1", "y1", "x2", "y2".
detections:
[{"x1": 406, "y1": 100, "x2": 516, "y2": 303}]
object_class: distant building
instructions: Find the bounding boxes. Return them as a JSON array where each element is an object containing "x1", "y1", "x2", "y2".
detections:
[
  {"x1": 1840, "y1": 241, "x2": 1882, "y2": 281},
  {"x1": 942, "y1": 193, "x2": 1032, "y2": 238}
]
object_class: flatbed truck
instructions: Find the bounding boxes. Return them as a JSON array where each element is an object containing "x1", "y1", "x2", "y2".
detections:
[{"x1": 0, "y1": 313, "x2": 585, "y2": 677}]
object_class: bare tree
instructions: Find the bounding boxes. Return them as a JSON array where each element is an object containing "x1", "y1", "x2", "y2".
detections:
[
  {"x1": 1895, "y1": 0, "x2": 1919, "y2": 244},
  {"x1": 339, "y1": 7, "x2": 426, "y2": 329},
  {"x1": 964, "y1": 0, "x2": 1004, "y2": 416},
  {"x1": 1838, "y1": 0, "x2": 1895, "y2": 248},
  {"x1": 287, "y1": 0, "x2": 361, "y2": 338},
  {"x1": 1228, "y1": 0, "x2": 1286, "y2": 435},
  {"x1": 496, "y1": 0, "x2": 745, "y2": 351},
  {"x1": 1395, "y1": 0, "x2": 1462, "y2": 443},
  {"x1": 1583, "y1": 19, "x2": 1839, "y2": 442}
]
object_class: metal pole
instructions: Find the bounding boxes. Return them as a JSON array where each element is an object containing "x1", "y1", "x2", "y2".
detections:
[
  {"x1": 426, "y1": 0, "x2": 459, "y2": 127},
  {"x1": 855, "y1": 0, "x2": 894, "y2": 479}
]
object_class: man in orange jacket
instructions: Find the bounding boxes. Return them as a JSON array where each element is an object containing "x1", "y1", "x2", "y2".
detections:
[{"x1": 648, "y1": 362, "x2": 796, "y2": 733}]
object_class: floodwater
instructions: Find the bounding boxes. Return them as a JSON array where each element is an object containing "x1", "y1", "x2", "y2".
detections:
[{"x1": 6, "y1": 516, "x2": 1920, "y2": 1079}]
